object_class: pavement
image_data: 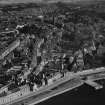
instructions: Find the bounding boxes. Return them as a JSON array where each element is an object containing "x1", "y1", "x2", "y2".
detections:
[
  {"x1": 11, "y1": 78, "x2": 84, "y2": 105},
  {"x1": 1, "y1": 67, "x2": 105, "y2": 105},
  {"x1": 10, "y1": 68, "x2": 105, "y2": 105}
]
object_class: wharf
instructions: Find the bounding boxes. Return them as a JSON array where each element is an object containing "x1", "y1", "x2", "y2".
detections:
[{"x1": 0, "y1": 67, "x2": 105, "y2": 105}]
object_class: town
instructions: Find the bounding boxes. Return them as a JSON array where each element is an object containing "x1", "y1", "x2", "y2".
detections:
[{"x1": 0, "y1": 1, "x2": 105, "y2": 105}]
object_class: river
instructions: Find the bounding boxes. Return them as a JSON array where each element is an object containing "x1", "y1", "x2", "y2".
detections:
[{"x1": 38, "y1": 82, "x2": 105, "y2": 105}]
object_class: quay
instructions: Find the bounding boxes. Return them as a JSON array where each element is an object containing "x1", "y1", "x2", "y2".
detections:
[{"x1": 0, "y1": 67, "x2": 105, "y2": 105}]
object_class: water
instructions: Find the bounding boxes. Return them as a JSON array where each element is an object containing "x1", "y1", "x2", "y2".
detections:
[{"x1": 37, "y1": 83, "x2": 105, "y2": 105}]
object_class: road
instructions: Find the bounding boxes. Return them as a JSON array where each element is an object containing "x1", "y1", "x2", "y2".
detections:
[
  {"x1": 11, "y1": 78, "x2": 84, "y2": 105},
  {"x1": 4, "y1": 67, "x2": 105, "y2": 105}
]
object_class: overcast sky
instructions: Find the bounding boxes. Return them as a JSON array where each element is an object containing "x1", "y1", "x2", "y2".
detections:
[
  {"x1": 0, "y1": 0, "x2": 42, "y2": 4},
  {"x1": 0, "y1": 0, "x2": 100, "y2": 4},
  {"x1": 0, "y1": 0, "x2": 93, "y2": 4}
]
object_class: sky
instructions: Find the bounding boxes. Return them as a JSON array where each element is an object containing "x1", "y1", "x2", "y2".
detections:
[
  {"x1": 0, "y1": 0, "x2": 95, "y2": 4},
  {"x1": 0, "y1": 0, "x2": 42, "y2": 4}
]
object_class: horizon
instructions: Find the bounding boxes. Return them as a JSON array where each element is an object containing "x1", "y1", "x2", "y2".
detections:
[{"x1": 0, "y1": 0, "x2": 101, "y2": 4}]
